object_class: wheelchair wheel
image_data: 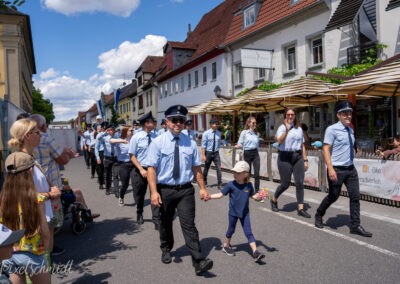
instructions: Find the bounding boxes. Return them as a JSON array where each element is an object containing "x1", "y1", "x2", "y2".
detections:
[{"x1": 71, "y1": 221, "x2": 86, "y2": 235}]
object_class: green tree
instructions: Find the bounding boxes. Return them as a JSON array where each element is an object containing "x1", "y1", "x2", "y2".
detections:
[
  {"x1": 32, "y1": 87, "x2": 55, "y2": 124},
  {"x1": 0, "y1": 0, "x2": 25, "y2": 11}
]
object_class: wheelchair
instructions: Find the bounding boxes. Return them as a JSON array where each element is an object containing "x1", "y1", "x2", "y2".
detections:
[{"x1": 61, "y1": 189, "x2": 94, "y2": 235}]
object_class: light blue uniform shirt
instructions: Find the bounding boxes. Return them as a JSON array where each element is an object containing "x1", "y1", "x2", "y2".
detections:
[
  {"x1": 237, "y1": 130, "x2": 259, "y2": 150},
  {"x1": 83, "y1": 130, "x2": 92, "y2": 145},
  {"x1": 94, "y1": 132, "x2": 105, "y2": 160},
  {"x1": 133, "y1": 127, "x2": 143, "y2": 135},
  {"x1": 89, "y1": 132, "x2": 96, "y2": 147},
  {"x1": 324, "y1": 121, "x2": 355, "y2": 166},
  {"x1": 182, "y1": 129, "x2": 196, "y2": 141},
  {"x1": 158, "y1": 128, "x2": 168, "y2": 136},
  {"x1": 145, "y1": 131, "x2": 201, "y2": 185},
  {"x1": 201, "y1": 129, "x2": 221, "y2": 152},
  {"x1": 96, "y1": 132, "x2": 114, "y2": 158},
  {"x1": 115, "y1": 140, "x2": 131, "y2": 162},
  {"x1": 128, "y1": 131, "x2": 157, "y2": 165},
  {"x1": 276, "y1": 124, "x2": 304, "y2": 151}
]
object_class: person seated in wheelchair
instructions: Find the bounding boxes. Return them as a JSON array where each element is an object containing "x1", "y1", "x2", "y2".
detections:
[{"x1": 61, "y1": 178, "x2": 100, "y2": 222}]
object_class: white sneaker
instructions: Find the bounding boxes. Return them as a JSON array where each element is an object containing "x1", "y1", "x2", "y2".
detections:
[{"x1": 119, "y1": 198, "x2": 124, "y2": 206}]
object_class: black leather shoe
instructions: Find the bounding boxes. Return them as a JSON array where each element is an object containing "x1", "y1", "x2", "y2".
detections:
[
  {"x1": 297, "y1": 209, "x2": 311, "y2": 218},
  {"x1": 315, "y1": 214, "x2": 324, "y2": 228},
  {"x1": 270, "y1": 199, "x2": 279, "y2": 212},
  {"x1": 99, "y1": 184, "x2": 104, "y2": 190},
  {"x1": 105, "y1": 189, "x2": 111, "y2": 195},
  {"x1": 154, "y1": 222, "x2": 160, "y2": 231},
  {"x1": 350, "y1": 225, "x2": 372, "y2": 237},
  {"x1": 137, "y1": 214, "x2": 144, "y2": 225},
  {"x1": 161, "y1": 250, "x2": 172, "y2": 264},
  {"x1": 194, "y1": 258, "x2": 213, "y2": 276}
]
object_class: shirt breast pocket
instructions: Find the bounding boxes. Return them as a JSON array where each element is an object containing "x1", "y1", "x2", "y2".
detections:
[
  {"x1": 182, "y1": 147, "x2": 193, "y2": 165},
  {"x1": 161, "y1": 148, "x2": 174, "y2": 163},
  {"x1": 137, "y1": 139, "x2": 148, "y2": 150}
]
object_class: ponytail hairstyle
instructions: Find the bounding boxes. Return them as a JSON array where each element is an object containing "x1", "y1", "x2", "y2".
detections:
[{"x1": 8, "y1": 119, "x2": 37, "y2": 151}]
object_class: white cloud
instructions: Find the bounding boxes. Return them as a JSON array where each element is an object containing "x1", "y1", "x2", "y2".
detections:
[
  {"x1": 40, "y1": 68, "x2": 59, "y2": 79},
  {"x1": 97, "y1": 34, "x2": 166, "y2": 81},
  {"x1": 34, "y1": 35, "x2": 167, "y2": 121},
  {"x1": 41, "y1": 0, "x2": 141, "y2": 17}
]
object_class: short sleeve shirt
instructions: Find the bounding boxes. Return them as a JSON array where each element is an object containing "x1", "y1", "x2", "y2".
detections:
[
  {"x1": 324, "y1": 121, "x2": 354, "y2": 166},
  {"x1": 221, "y1": 181, "x2": 255, "y2": 218},
  {"x1": 276, "y1": 124, "x2": 304, "y2": 151}
]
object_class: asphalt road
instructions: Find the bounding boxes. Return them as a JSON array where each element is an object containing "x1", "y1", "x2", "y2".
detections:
[{"x1": 51, "y1": 157, "x2": 400, "y2": 283}]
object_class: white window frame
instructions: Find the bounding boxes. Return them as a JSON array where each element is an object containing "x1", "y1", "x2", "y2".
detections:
[
  {"x1": 235, "y1": 63, "x2": 243, "y2": 85},
  {"x1": 187, "y1": 73, "x2": 191, "y2": 89},
  {"x1": 211, "y1": 62, "x2": 217, "y2": 81},
  {"x1": 311, "y1": 37, "x2": 323, "y2": 66},
  {"x1": 194, "y1": 70, "x2": 199, "y2": 87},
  {"x1": 243, "y1": 5, "x2": 256, "y2": 28},
  {"x1": 286, "y1": 45, "x2": 296, "y2": 72}
]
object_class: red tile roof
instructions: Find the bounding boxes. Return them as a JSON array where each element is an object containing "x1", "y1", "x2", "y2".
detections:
[
  {"x1": 137, "y1": 56, "x2": 164, "y2": 74},
  {"x1": 224, "y1": 0, "x2": 321, "y2": 45}
]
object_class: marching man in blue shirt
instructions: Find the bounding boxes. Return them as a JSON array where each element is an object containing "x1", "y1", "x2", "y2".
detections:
[
  {"x1": 129, "y1": 111, "x2": 160, "y2": 229},
  {"x1": 201, "y1": 117, "x2": 223, "y2": 189},
  {"x1": 315, "y1": 101, "x2": 372, "y2": 237},
  {"x1": 146, "y1": 105, "x2": 213, "y2": 276}
]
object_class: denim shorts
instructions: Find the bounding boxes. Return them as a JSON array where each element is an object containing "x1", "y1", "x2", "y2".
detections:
[{"x1": 1, "y1": 252, "x2": 47, "y2": 275}]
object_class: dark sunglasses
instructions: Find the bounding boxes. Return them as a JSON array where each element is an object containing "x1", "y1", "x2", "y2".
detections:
[{"x1": 170, "y1": 117, "x2": 186, "y2": 124}]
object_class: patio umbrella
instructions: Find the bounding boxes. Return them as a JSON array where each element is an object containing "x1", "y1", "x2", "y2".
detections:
[{"x1": 334, "y1": 59, "x2": 400, "y2": 97}]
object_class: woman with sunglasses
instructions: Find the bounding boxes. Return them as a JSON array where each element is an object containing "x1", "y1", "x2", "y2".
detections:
[
  {"x1": 111, "y1": 126, "x2": 132, "y2": 206},
  {"x1": 235, "y1": 116, "x2": 261, "y2": 193},
  {"x1": 270, "y1": 108, "x2": 310, "y2": 218}
]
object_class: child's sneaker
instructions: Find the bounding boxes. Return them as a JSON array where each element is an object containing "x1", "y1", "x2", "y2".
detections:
[
  {"x1": 222, "y1": 246, "x2": 235, "y2": 256},
  {"x1": 252, "y1": 250, "x2": 265, "y2": 263}
]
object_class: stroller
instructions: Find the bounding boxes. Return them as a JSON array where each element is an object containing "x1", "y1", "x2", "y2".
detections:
[{"x1": 60, "y1": 178, "x2": 94, "y2": 234}]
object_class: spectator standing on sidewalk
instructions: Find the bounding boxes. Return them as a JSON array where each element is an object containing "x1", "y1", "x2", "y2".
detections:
[
  {"x1": 129, "y1": 111, "x2": 160, "y2": 229},
  {"x1": 146, "y1": 105, "x2": 213, "y2": 276},
  {"x1": 376, "y1": 135, "x2": 400, "y2": 159},
  {"x1": 315, "y1": 101, "x2": 372, "y2": 237},
  {"x1": 269, "y1": 108, "x2": 310, "y2": 218},
  {"x1": 1, "y1": 152, "x2": 51, "y2": 284},
  {"x1": 30, "y1": 114, "x2": 78, "y2": 256},
  {"x1": 201, "y1": 117, "x2": 223, "y2": 189}
]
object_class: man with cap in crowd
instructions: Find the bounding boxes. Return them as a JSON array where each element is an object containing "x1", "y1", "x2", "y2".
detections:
[
  {"x1": 315, "y1": 101, "x2": 372, "y2": 237},
  {"x1": 182, "y1": 119, "x2": 196, "y2": 142},
  {"x1": 95, "y1": 124, "x2": 106, "y2": 190},
  {"x1": 96, "y1": 124, "x2": 117, "y2": 195},
  {"x1": 93, "y1": 114, "x2": 105, "y2": 130},
  {"x1": 129, "y1": 111, "x2": 160, "y2": 228},
  {"x1": 158, "y1": 119, "x2": 168, "y2": 136},
  {"x1": 133, "y1": 120, "x2": 142, "y2": 135},
  {"x1": 201, "y1": 117, "x2": 223, "y2": 189},
  {"x1": 83, "y1": 124, "x2": 93, "y2": 169},
  {"x1": 146, "y1": 104, "x2": 213, "y2": 276}
]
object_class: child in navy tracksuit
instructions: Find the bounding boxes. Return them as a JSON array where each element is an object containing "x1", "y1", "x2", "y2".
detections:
[{"x1": 209, "y1": 161, "x2": 265, "y2": 263}]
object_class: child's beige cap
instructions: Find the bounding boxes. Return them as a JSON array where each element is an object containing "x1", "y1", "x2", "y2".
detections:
[{"x1": 231, "y1": 161, "x2": 250, "y2": 173}]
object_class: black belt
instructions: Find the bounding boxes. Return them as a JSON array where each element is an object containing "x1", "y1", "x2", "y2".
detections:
[
  {"x1": 118, "y1": 161, "x2": 131, "y2": 165},
  {"x1": 105, "y1": 156, "x2": 116, "y2": 160},
  {"x1": 157, "y1": 183, "x2": 192, "y2": 190},
  {"x1": 333, "y1": 165, "x2": 354, "y2": 170},
  {"x1": 279, "y1": 150, "x2": 302, "y2": 154},
  {"x1": 206, "y1": 151, "x2": 219, "y2": 154},
  {"x1": 244, "y1": 149, "x2": 258, "y2": 152}
]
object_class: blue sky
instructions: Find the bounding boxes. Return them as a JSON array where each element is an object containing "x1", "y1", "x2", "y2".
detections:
[{"x1": 19, "y1": 0, "x2": 224, "y2": 121}]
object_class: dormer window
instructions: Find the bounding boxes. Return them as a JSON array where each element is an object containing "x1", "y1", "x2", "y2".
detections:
[{"x1": 243, "y1": 5, "x2": 256, "y2": 28}]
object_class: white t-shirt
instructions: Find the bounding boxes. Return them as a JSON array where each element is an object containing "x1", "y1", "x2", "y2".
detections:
[{"x1": 33, "y1": 166, "x2": 53, "y2": 221}]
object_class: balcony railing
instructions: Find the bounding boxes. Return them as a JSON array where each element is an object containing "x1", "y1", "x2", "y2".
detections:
[{"x1": 347, "y1": 41, "x2": 378, "y2": 65}]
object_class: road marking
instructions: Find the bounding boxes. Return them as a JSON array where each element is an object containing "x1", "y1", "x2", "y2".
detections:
[{"x1": 258, "y1": 207, "x2": 400, "y2": 260}]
